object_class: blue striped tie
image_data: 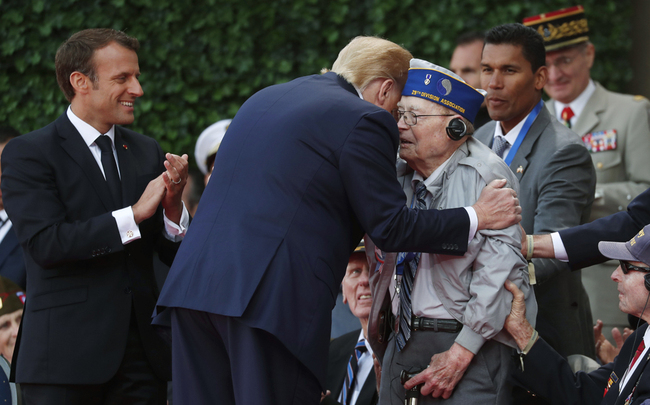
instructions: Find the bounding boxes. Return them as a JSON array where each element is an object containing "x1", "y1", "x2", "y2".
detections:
[
  {"x1": 396, "y1": 181, "x2": 427, "y2": 351},
  {"x1": 342, "y1": 339, "x2": 367, "y2": 405}
]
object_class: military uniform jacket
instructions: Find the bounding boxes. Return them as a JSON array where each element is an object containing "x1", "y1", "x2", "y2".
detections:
[{"x1": 548, "y1": 83, "x2": 650, "y2": 220}]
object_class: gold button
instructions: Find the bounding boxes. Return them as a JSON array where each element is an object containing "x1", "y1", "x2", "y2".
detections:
[{"x1": 596, "y1": 162, "x2": 603, "y2": 169}]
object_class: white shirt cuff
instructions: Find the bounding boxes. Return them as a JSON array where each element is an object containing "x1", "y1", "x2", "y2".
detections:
[
  {"x1": 163, "y1": 201, "x2": 189, "y2": 242},
  {"x1": 464, "y1": 207, "x2": 478, "y2": 243},
  {"x1": 551, "y1": 232, "x2": 569, "y2": 262},
  {"x1": 112, "y1": 207, "x2": 141, "y2": 244}
]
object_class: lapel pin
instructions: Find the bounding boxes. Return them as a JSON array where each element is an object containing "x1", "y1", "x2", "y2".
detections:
[
  {"x1": 424, "y1": 74, "x2": 431, "y2": 85},
  {"x1": 123, "y1": 144, "x2": 128, "y2": 150},
  {"x1": 516, "y1": 166, "x2": 523, "y2": 174}
]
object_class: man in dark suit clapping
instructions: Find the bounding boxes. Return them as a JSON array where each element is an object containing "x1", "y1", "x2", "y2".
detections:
[{"x1": 1, "y1": 28, "x2": 189, "y2": 405}]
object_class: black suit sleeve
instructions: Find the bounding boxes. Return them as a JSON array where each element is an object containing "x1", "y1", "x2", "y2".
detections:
[
  {"x1": 513, "y1": 337, "x2": 612, "y2": 405},
  {"x1": 339, "y1": 110, "x2": 470, "y2": 255},
  {"x1": 560, "y1": 188, "x2": 650, "y2": 270},
  {"x1": 1, "y1": 136, "x2": 125, "y2": 269}
]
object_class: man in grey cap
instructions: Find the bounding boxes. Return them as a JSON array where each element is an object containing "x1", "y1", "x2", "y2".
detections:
[{"x1": 504, "y1": 224, "x2": 650, "y2": 405}]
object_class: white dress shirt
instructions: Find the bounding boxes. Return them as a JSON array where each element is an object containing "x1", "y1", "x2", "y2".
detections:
[{"x1": 552, "y1": 79, "x2": 596, "y2": 128}]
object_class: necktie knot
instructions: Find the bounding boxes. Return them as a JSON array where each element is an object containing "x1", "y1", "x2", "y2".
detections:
[
  {"x1": 561, "y1": 106, "x2": 575, "y2": 128},
  {"x1": 95, "y1": 135, "x2": 113, "y2": 153},
  {"x1": 492, "y1": 135, "x2": 509, "y2": 159}
]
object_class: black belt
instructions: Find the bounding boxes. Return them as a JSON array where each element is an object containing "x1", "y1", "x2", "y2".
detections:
[{"x1": 411, "y1": 316, "x2": 462, "y2": 333}]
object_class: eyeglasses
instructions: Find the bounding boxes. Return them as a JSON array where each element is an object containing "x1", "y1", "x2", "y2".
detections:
[
  {"x1": 619, "y1": 260, "x2": 650, "y2": 274},
  {"x1": 394, "y1": 110, "x2": 453, "y2": 126},
  {"x1": 547, "y1": 46, "x2": 586, "y2": 70}
]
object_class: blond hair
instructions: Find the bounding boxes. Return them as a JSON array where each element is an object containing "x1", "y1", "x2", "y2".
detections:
[{"x1": 329, "y1": 36, "x2": 412, "y2": 92}]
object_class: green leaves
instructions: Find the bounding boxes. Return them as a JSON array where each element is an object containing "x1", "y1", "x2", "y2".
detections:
[{"x1": 0, "y1": 0, "x2": 633, "y2": 165}]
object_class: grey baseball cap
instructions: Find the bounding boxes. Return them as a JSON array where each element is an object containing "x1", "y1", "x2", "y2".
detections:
[{"x1": 598, "y1": 224, "x2": 650, "y2": 267}]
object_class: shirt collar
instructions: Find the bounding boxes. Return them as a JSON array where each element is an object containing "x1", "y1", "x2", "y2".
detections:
[
  {"x1": 356, "y1": 329, "x2": 374, "y2": 356},
  {"x1": 67, "y1": 106, "x2": 116, "y2": 147},
  {"x1": 0, "y1": 210, "x2": 7, "y2": 222},
  {"x1": 493, "y1": 109, "x2": 532, "y2": 146},
  {"x1": 553, "y1": 79, "x2": 596, "y2": 121},
  {"x1": 412, "y1": 149, "x2": 457, "y2": 192}
]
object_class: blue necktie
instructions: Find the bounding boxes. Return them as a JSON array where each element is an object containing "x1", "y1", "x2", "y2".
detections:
[
  {"x1": 342, "y1": 339, "x2": 367, "y2": 405},
  {"x1": 395, "y1": 181, "x2": 427, "y2": 351}
]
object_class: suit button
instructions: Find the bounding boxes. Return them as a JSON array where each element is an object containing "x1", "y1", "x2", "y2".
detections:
[{"x1": 124, "y1": 287, "x2": 132, "y2": 294}]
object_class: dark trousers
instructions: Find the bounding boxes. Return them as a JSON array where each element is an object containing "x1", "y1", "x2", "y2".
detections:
[
  {"x1": 379, "y1": 330, "x2": 513, "y2": 404},
  {"x1": 21, "y1": 310, "x2": 166, "y2": 405},
  {"x1": 171, "y1": 307, "x2": 321, "y2": 405}
]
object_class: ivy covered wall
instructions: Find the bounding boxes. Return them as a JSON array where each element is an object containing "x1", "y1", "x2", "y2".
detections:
[{"x1": 0, "y1": 0, "x2": 632, "y2": 157}]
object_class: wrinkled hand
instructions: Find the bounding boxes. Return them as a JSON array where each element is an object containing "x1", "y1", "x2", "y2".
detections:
[
  {"x1": 594, "y1": 319, "x2": 633, "y2": 364},
  {"x1": 132, "y1": 174, "x2": 166, "y2": 224},
  {"x1": 504, "y1": 280, "x2": 535, "y2": 350},
  {"x1": 473, "y1": 179, "x2": 522, "y2": 231},
  {"x1": 372, "y1": 353, "x2": 381, "y2": 393},
  {"x1": 403, "y1": 343, "x2": 473, "y2": 399},
  {"x1": 161, "y1": 153, "x2": 189, "y2": 224}
]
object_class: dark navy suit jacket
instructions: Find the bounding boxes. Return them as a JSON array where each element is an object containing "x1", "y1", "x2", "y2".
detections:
[
  {"x1": 156, "y1": 72, "x2": 470, "y2": 387},
  {"x1": 561, "y1": 187, "x2": 650, "y2": 270},
  {"x1": 515, "y1": 323, "x2": 650, "y2": 405},
  {"x1": 1, "y1": 113, "x2": 178, "y2": 384},
  {"x1": 0, "y1": 226, "x2": 26, "y2": 289}
]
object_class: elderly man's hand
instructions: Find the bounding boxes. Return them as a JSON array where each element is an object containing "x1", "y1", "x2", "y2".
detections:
[
  {"x1": 504, "y1": 280, "x2": 535, "y2": 350},
  {"x1": 474, "y1": 179, "x2": 522, "y2": 230},
  {"x1": 403, "y1": 343, "x2": 473, "y2": 399}
]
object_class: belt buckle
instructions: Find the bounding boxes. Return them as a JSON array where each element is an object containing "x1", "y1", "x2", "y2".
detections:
[{"x1": 411, "y1": 315, "x2": 420, "y2": 331}]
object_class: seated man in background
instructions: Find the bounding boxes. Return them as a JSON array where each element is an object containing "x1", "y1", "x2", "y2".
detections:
[
  {"x1": 323, "y1": 242, "x2": 377, "y2": 405},
  {"x1": 368, "y1": 59, "x2": 536, "y2": 404},
  {"x1": 505, "y1": 224, "x2": 650, "y2": 405}
]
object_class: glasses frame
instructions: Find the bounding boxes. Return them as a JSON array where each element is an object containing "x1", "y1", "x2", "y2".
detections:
[
  {"x1": 619, "y1": 260, "x2": 650, "y2": 274},
  {"x1": 394, "y1": 110, "x2": 454, "y2": 126}
]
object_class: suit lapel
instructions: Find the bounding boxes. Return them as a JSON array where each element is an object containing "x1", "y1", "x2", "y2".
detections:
[
  {"x1": 114, "y1": 128, "x2": 137, "y2": 206},
  {"x1": 55, "y1": 114, "x2": 115, "y2": 212},
  {"x1": 574, "y1": 84, "x2": 605, "y2": 136},
  {"x1": 508, "y1": 107, "x2": 551, "y2": 182},
  {"x1": 615, "y1": 349, "x2": 650, "y2": 404}
]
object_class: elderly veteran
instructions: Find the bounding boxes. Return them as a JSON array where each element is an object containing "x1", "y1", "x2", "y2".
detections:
[
  {"x1": 505, "y1": 224, "x2": 650, "y2": 405},
  {"x1": 194, "y1": 119, "x2": 232, "y2": 186},
  {"x1": 369, "y1": 59, "x2": 536, "y2": 404}
]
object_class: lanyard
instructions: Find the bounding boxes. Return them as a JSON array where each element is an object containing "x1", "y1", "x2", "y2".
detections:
[{"x1": 504, "y1": 99, "x2": 544, "y2": 166}]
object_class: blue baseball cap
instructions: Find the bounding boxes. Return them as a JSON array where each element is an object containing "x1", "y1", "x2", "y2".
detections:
[
  {"x1": 401, "y1": 59, "x2": 487, "y2": 124},
  {"x1": 598, "y1": 224, "x2": 650, "y2": 267}
]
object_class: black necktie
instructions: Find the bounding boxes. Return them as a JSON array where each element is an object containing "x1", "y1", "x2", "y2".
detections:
[{"x1": 95, "y1": 135, "x2": 123, "y2": 209}]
